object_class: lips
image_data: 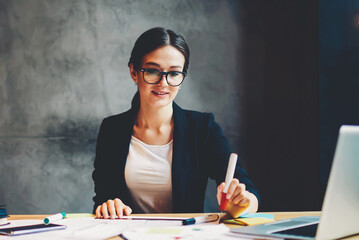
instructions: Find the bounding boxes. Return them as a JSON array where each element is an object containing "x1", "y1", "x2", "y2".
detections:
[{"x1": 152, "y1": 90, "x2": 169, "y2": 96}]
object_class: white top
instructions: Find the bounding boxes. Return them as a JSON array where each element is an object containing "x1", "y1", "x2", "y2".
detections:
[{"x1": 125, "y1": 135, "x2": 173, "y2": 213}]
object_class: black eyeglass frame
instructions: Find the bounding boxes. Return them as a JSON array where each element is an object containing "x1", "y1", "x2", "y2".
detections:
[{"x1": 140, "y1": 68, "x2": 187, "y2": 87}]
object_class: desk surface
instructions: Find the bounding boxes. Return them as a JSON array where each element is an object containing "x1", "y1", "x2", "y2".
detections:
[
  {"x1": 7, "y1": 212, "x2": 359, "y2": 240},
  {"x1": 8, "y1": 211, "x2": 320, "y2": 221}
]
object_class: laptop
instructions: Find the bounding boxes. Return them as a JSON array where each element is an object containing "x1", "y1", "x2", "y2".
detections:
[{"x1": 231, "y1": 125, "x2": 359, "y2": 239}]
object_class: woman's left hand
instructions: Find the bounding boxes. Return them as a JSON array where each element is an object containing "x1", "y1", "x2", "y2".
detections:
[{"x1": 216, "y1": 178, "x2": 258, "y2": 213}]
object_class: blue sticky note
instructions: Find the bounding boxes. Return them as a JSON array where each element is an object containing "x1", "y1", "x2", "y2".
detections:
[{"x1": 240, "y1": 213, "x2": 274, "y2": 219}]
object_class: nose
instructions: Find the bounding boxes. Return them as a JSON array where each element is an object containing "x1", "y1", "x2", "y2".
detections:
[{"x1": 157, "y1": 73, "x2": 168, "y2": 86}]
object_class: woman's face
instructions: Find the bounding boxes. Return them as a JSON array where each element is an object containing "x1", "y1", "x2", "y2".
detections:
[{"x1": 130, "y1": 45, "x2": 185, "y2": 110}]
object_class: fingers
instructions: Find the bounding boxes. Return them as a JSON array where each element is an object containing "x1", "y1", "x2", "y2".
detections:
[
  {"x1": 226, "y1": 179, "x2": 241, "y2": 199},
  {"x1": 114, "y1": 198, "x2": 123, "y2": 218},
  {"x1": 114, "y1": 198, "x2": 132, "y2": 218},
  {"x1": 96, "y1": 198, "x2": 132, "y2": 219},
  {"x1": 226, "y1": 179, "x2": 250, "y2": 206},
  {"x1": 236, "y1": 195, "x2": 250, "y2": 207},
  {"x1": 107, "y1": 199, "x2": 116, "y2": 219},
  {"x1": 124, "y1": 206, "x2": 132, "y2": 216},
  {"x1": 101, "y1": 202, "x2": 109, "y2": 219},
  {"x1": 95, "y1": 205, "x2": 102, "y2": 218},
  {"x1": 232, "y1": 190, "x2": 250, "y2": 206}
]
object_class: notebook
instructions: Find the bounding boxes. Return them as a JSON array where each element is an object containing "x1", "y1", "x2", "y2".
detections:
[{"x1": 231, "y1": 125, "x2": 359, "y2": 239}]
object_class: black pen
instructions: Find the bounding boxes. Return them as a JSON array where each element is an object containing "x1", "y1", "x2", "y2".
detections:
[
  {"x1": 182, "y1": 214, "x2": 219, "y2": 225},
  {"x1": 119, "y1": 233, "x2": 128, "y2": 240}
]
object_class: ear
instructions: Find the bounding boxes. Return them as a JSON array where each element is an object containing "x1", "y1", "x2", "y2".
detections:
[{"x1": 129, "y1": 63, "x2": 138, "y2": 83}]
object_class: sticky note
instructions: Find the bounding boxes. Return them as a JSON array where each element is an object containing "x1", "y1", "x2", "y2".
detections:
[
  {"x1": 240, "y1": 213, "x2": 274, "y2": 219},
  {"x1": 224, "y1": 217, "x2": 274, "y2": 226}
]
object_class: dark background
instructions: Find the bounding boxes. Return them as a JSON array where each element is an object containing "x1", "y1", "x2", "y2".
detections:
[
  {"x1": 1, "y1": 0, "x2": 358, "y2": 213},
  {"x1": 238, "y1": 1, "x2": 321, "y2": 211},
  {"x1": 239, "y1": 0, "x2": 359, "y2": 211},
  {"x1": 318, "y1": 0, "x2": 359, "y2": 204}
]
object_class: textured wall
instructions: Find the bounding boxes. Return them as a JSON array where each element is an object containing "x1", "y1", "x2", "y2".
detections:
[{"x1": 0, "y1": 0, "x2": 242, "y2": 213}]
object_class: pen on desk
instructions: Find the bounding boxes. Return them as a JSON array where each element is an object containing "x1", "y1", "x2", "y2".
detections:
[
  {"x1": 119, "y1": 233, "x2": 129, "y2": 240},
  {"x1": 219, "y1": 153, "x2": 238, "y2": 211},
  {"x1": 182, "y1": 214, "x2": 219, "y2": 225},
  {"x1": 43, "y1": 212, "x2": 66, "y2": 225}
]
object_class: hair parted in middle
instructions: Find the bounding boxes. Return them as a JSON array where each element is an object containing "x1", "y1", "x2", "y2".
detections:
[{"x1": 128, "y1": 27, "x2": 190, "y2": 73}]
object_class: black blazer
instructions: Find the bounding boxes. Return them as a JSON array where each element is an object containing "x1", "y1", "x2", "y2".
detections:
[{"x1": 92, "y1": 102, "x2": 260, "y2": 213}]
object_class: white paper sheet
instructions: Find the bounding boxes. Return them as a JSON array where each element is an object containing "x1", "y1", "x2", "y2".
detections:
[
  {"x1": 122, "y1": 223, "x2": 251, "y2": 240},
  {"x1": 0, "y1": 218, "x2": 121, "y2": 240}
]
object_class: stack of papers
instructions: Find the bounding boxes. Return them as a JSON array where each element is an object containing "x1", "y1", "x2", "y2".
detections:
[{"x1": 0, "y1": 217, "x2": 249, "y2": 240}]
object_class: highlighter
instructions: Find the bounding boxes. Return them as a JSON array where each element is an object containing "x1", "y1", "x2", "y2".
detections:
[
  {"x1": 44, "y1": 212, "x2": 66, "y2": 225},
  {"x1": 219, "y1": 153, "x2": 238, "y2": 211}
]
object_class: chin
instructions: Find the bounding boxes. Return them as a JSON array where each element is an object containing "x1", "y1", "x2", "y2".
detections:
[
  {"x1": 149, "y1": 98, "x2": 173, "y2": 109},
  {"x1": 154, "y1": 100, "x2": 173, "y2": 108}
]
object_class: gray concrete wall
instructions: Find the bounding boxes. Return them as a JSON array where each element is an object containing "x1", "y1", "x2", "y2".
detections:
[{"x1": 0, "y1": 0, "x2": 243, "y2": 213}]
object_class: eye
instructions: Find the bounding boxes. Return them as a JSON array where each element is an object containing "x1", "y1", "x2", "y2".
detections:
[
  {"x1": 146, "y1": 68, "x2": 159, "y2": 74},
  {"x1": 169, "y1": 71, "x2": 180, "y2": 77}
]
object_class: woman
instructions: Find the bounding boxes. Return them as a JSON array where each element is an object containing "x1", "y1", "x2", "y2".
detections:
[{"x1": 92, "y1": 27, "x2": 259, "y2": 219}]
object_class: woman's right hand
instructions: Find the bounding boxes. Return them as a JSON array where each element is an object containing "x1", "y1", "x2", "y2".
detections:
[{"x1": 95, "y1": 198, "x2": 132, "y2": 219}]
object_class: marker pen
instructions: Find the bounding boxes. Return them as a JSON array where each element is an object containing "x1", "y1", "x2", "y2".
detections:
[
  {"x1": 44, "y1": 212, "x2": 66, "y2": 225},
  {"x1": 219, "y1": 153, "x2": 238, "y2": 211},
  {"x1": 182, "y1": 214, "x2": 219, "y2": 225}
]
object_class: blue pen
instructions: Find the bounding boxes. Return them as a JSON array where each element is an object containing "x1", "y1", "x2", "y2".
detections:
[{"x1": 182, "y1": 214, "x2": 219, "y2": 225}]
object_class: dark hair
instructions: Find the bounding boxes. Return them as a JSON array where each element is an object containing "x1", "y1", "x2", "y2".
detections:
[
  {"x1": 128, "y1": 27, "x2": 190, "y2": 72},
  {"x1": 129, "y1": 27, "x2": 190, "y2": 109}
]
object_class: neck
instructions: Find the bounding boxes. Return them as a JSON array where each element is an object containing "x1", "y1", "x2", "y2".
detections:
[{"x1": 136, "y1": 103, "x2": 173, "y2": 129}]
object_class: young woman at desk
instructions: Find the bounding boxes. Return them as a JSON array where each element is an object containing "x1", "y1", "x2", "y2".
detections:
[{"x1": 92, "y1": 27, "x2": 259, "y2": 219}]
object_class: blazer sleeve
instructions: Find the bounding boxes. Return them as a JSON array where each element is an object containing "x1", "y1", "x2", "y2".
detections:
[
  {"x1": 200, "y1": 113, "x2": 260, "y2": 206},
  {"x1": 92, "y1": 118, "x2": 130, "y2": 213},
  {"x1": 92, "y1": 119, "x2": 111, "y2": 212}
]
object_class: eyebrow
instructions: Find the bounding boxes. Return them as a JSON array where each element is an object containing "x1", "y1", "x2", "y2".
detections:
[{"x1": 143, "y1": 62, "x2": 183, "y2": 69}]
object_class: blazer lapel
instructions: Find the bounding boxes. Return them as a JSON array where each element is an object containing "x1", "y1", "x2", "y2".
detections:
[
  {"x1": 115, "y1": 108, "x2": 137, "y2": 204},
  {"x1": 172, "y1": 102, "x2": 192, "y2": 212}
]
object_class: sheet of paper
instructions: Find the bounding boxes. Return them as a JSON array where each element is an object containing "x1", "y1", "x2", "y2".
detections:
[
  {"x1": 0, "y1": 217, "x2": 181, "y2": 240},
  {"x1": 66, "y1": 213, "x2": 95, "y2": 219},
  {"x1": 120, "y1": 216, "x2": 187, "y2": 220},
  {"x1": 0, "y1": 218, "x2": 123, "y2": 240},
  {"x1": 122, "y1": 223, "x2": 250, "y2": 240}
]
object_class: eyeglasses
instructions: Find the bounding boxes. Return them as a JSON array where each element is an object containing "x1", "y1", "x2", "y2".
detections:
[{"x1": 140, "y1": 68, "x2": 187, "y2": 87}]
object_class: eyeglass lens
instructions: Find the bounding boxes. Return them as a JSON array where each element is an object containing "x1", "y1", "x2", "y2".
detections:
[{"x1": 143, "y1": 69, "x2": 185, "y2": 86}]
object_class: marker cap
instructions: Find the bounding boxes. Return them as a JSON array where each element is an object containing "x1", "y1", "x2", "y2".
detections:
[
  {"x1": 219, "y1": 194, "x2": 229, "y2": 211},
  {"x1": 44, "y1": 212, "x2": 66, "y2": 224},
  {"x1": 182, "y1": 218, "x2": 196, "y2": 225}
]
